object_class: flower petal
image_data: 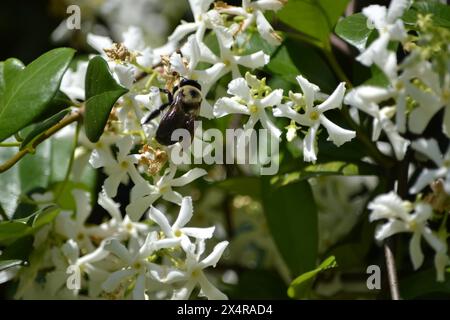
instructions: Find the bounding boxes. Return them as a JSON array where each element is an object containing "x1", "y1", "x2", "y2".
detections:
[
  {"x1": 319, "y1": 115, "x2": 356, "y2": 147},
  {"x1": 409, "y1": 231, "x2": 424, "y2": 270},
  {"x1": 199, "y1": 241, "x2": 229, "y2": 269},
  {"x1": 198, "y1": 271, "x2": 228, "y2": 300},
  {"x1": 214, "y1": 98, "x2": 249, "y2": 118},
  {"x1": 173, "y1": 197, "x2": 194, "y2": 230},
  {"x1": 171, "y1": 168, "x2": 207, "y2": 187},
  {"x1": 317, "y1": 82, "x2": 346, "y2": 112}
]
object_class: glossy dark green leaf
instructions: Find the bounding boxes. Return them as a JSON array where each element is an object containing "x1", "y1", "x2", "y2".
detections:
[
  {"x1": 400, "y1": 269, "x2": 450, "y2": 299},
  {"x1": 3, "y1": 58, "x2": 25, "y2": 88},
  {"x1": 0, "y1": 48, "x2": 75, "y2": 142},
  {"x1": 20, "y1": 109, "x2": 70, "y2": 149},
  {"x1": 261, "y1": 178, "x2": 318, "y2": 276},
  {"x1": 278, "y1": 0, "x2": 350, "y2": 47},
  {"x1": 288, "y1": 256, "x2": 337, "y2": 299},
  {"x1": 216, "y1": 177, "x2": 261, "y2": 199},
  {"x1": 0, "y1": 221, "x2": 31, "y2": 245},
  {"x1": 335, "y1": 13, "x2": 373, "y2": 51},
  {"x1": 84, "y1": 56, "x2": 128, "y2": 142},
  {"x1": 35, "y1": 90, "x2": 73, "y2": 122},
  {"x1": 267, "y1": 39, "x2": 337, "y2": 93},
  {"x1": 0, "y1": 147, "x2": 20, "y2": 218}
]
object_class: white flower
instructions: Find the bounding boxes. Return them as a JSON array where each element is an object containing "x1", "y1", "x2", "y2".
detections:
[
  {"x1": 214, "y1": 73, "x2": 283, "y2": 140},
  {"x1": 357, "y1": 0, "x2": 411, "y2": 73},
  {"x1": 148, "y1": 197, "x2": 216, "y2": 251},
  {"x1": 89, "y1": 136, "x2": 142, "y2": 198},
  {"x1": 54, "y1": 189, "x2": 97, "y2": 252},
  {"x1": 126, "y1": 165, "x2": 207, "y2": 221},
  {"x1": 168, "y1": 240, "x2": 229, "y2": 300},
  {"x1": 215, "y1": 26, "x2": 270, "y2": 78},
  {"x1": 410, "y1": 138, "x2": 450, "y2": 194},
  {"x1": 168, "y1": 0, "x2": 220, "y2": 62},
  {"x1": 216, "y1": 0, "x2": 284, "y2": 46},
  {"x1": 274, "y1": 76, "x2": 354, "y2": 162},
  {"x1": 95, "y1": 190, "x2": 149, "y2": 240},
  {"x1": 369, "y1": 192, "x2": 445, "y2": 270},
  {"x1": 345, "y1": 86, "x2": 410, "y2": 160},
  {"x1": 102, "y1": 235, "x2": 180, "y2": 300},
  {"x1": 60, "y1": 60, "x2": 88, "y2": 101},
  {"x1": 46, "y1": 239, "x2": 109, "y2": 297},
  {"x1": 408, "y1": 63, "x2": 450, "y2": 136}
]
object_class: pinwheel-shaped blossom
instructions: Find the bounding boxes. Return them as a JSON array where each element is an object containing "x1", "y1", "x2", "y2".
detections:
[
  {"x1": 101, "y1": 235, "x2": 180, "y2": 300},
  {"x1": 345, "y1": 86, "x2": 409, "y2": 160},
  {"x1": 126, "y1": 165, "x2": 207, "y2": 221},
  {"x1": 357, "y1": 0, "x2": 410, "y2": 72},
  {"x1": 89, "y1": 136, "x2": 142, "y2": 198},
  {"x1": 409, "y1": 138, "x2": 450, "y2": 194},
  {"x1": 167, "y1": 239, "x2": 229, "y2": 300},
  {"x1": 215, "y1": 0, "x2": 284, "y2": 46},
  {"x1": 274, "y1": 75, "x2": 354, "y2": 162},
  {"x1": 46, "y1": 239, "x2": 109, "y2": 297},
  {"x1": 214, "y1": 72, "x2": 283, "y2": 140},
  {"x1": 215, "y1": 26, "x2": 269, "y2": 79},
  {"x1": 148, "y1": 197, "x2": 216, "y2": 251},
  {"x1": 369, "y1": 192, "x2": 445, "y2": 273}
]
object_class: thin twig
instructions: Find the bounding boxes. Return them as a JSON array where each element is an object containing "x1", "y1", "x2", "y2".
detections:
[
  {"x1": 0, "y1": 111, "x2": 83, "y2": 174},
  {"x1": 384, "y1": 240, "x2": 401, "y2": 300}
]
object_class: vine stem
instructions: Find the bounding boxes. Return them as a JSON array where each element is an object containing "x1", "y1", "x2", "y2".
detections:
[
  {"x1": 384, "y1": 240, "x2": 401, "y2": 300},
  {"x1": 0, "y1": 142, "x2": 21, "y2": 147},
  {"x1": 0, "y1": 111, "x2": 82, "y2": 173}
]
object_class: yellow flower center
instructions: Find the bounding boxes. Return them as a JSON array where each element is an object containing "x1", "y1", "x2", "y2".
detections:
[
  {"x1": 442, "y1": 89, "x2": 450, "y2": 103},
  {"x1": 133, "y1": 261, "x2": 142, "y2": 270},
  {"x1": 120, "y1": 161, "x2": 128, "y2": 169},
  {"x1": 191, "y1": 269, "x2": 200, "y2": 278},
  {"x1": 174, "y1": 229, "x2": 183, "y2": 237},
  {"x1": 249, "y1": 105, "x2": 258, "y2": 114},
  {"x1": 309, "y1": 111, "x2": 320, "y2": 121},
  {"x1": 395, "y1": 81, "x2": 405, "y2": 91}
]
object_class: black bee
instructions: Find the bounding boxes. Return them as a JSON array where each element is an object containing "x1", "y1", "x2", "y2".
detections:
[{"x1": 143, "y1": 78, "x2": 202, "y2": 146}]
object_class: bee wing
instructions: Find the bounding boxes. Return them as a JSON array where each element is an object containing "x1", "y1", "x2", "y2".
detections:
[{"x1": 156, "y1": 103, "x2": 191, "y2": 145}]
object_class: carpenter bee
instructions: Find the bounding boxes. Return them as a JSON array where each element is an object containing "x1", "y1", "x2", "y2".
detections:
[{"x1": 143, "y1": 78, "x2": 202, "y2": 146}]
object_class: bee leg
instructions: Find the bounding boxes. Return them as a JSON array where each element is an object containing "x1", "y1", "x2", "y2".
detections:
[
  {"x1": 159, "y1": 88, "x2": 173, "y2": 104},
  {"x1": 141, "y1": 102, "x2": 170, "y2": 124}
]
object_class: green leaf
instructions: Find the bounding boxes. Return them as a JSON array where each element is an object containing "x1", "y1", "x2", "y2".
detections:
[
  {"x1": 400, "y1": 269, "x2": 450, "y2": 299},
  {"x1": 35, "y1": 90, "x2": 73, "y2": 122},
  {"x1": 216, "y1": 177, "x2": 261, "y2": 199},
  {"x1": 227, "y1": 270, "x2": 288, "y2": 299},
  {"x1": 3, "y1": 58, "x2": 25, "y2": 88},
  {"x1": 288, "y1": 256, "x2": 338, "y2": 299},
  {"x1": 0, "y1": 62, "x2": 4, "y2": 103},
  {"x1": 335, "y1": 13, "x2": 373, "y2": 51},
  {"x1": 84, "y1": 56, "x2": 128, "y2": 142},
  {"x1": 0, "y1": 221, "x2": 31, "y2": 245},
  {"x1": 267, "y1": 39, "x2": 337, "y2": 93},
  {"x1": 261, "y1": 178, "x2": 318, "y2": 276},
  {"x1": 271, "y1": 161, "x2": 364, "y2": 187},
  {"x1": 0, "y1": 48, "x2": 75, "y2": 142},
  {"x1": 20, "y1": 109, "x2": 70, "y2": 149},
  {"x1": 278, "y1": 0, "x2": 350, "y2": 47}
]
